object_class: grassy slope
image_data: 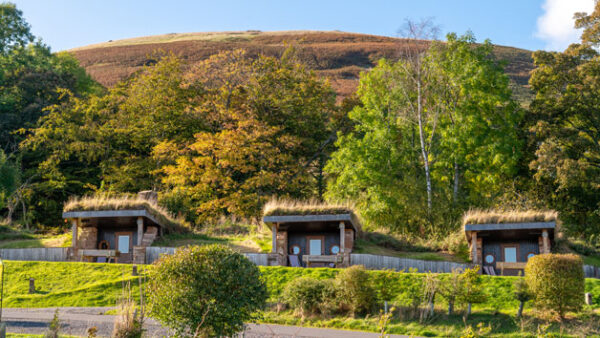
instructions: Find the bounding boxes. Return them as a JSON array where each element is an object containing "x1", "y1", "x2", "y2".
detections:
[{"x1": 4, "y1": 261, "x2": 600, "y2": 337}]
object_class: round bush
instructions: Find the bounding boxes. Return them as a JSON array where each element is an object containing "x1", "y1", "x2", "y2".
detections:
[
  {"x1": 525, "y1": 253, "x2": 584, "y2": 319},
  {"x1": 282, "y1": 277, "x2": 336, "y2": 315},
  {"x1": 335, "y1": 265, "x2": 376, "y2": 314},
  {"x1": 147, "y1": 245, "x2": 267, "y2": 337}
]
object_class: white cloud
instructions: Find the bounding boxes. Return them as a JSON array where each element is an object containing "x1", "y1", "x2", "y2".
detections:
[{"x1": 535, "y1": 0, "x2": 595, "y2": 51}]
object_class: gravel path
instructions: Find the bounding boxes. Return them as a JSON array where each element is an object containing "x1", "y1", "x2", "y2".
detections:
[{"x1": 2, "y1": 307, "x2": 415, "y2": 337}]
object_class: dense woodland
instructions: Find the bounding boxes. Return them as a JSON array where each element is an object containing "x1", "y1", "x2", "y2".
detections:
[{"x1": 2, "y1": 3, "x2": 600, "y2": 247}]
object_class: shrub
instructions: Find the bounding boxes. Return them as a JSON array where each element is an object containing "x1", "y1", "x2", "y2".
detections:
[
  {"x1": 112, "y1": 282, "x2": 143, "y2": 338},
  {"x1": 459, "y1": 266, "x2": 486, "y2": 318},
  {"x1": 373, "y1": 269, "x2": 398, "y2": 307},
  {"x1": 394, "y1": 268, "x2": 424, "y2": 314},
  {"x1": 513, "y1": 273, "x2": 531, "y2": 318},
  {"x1": 44, "y1": 309, "x2": 60, "y2": 338},
  {"x1": 147, "y1": 245, "x2": 267, "y2": 337},
  {"x1": 438, "y1": 269, "x2": 462, "y2": 315},
  {"x1": 282, "y1": 277, "x2": 337, "y2": 316},
  {"x1": 335, "y1": 265, "x2": 376, "y2": 315},
  {"x1": 525, "y1": 253, "x2": 584, "y2": 319}
]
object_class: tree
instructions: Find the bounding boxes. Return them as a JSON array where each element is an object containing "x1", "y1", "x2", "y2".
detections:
[
  {"x1": 429, "y1": 33, "x2": 522, "y2": 206},
  {"x1": 23, "y1": 54, "x2": 201, "y2": 225},
  {"x1": 0, "y1": 3, "x2": 33, "y2": 55},
  {"x1": 528, "y1": 21, "x2": 600, "y2": 236},
  {"x1": 326, "y1": 31, "x2": 521, "y2": 235},
  {"x1": 158, "y1": 49, "x2": 336, "y2": 223},
  {"x1": 0, "y1": 3, "x2": 102, "y2": 226},
  {"x1": 396, "y1": 18, "x2": 442, "y2": 212},
  {"x1": 0, "y1": 149, "x2": 18, "y2": 211},
  {"x1": 147, "y1": 245, "x2": 267, "y2": 337}
]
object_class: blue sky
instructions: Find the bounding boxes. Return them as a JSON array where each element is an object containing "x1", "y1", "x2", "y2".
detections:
[{"x1": 12, "y1": 0, "x2": 595, "y2": 52}]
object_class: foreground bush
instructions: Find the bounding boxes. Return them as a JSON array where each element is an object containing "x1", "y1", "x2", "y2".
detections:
[
  {"x1": 282, "y1": 277, "x2": 336, "y2": 316},
  {"x1": 336, "y1": 265, "x2": 376, "y2": 315},
  {"x1": 147, "y1": 245, "x2": 267, "y2": 337},
  {"x1": 525, "y1": 253, "x2": 584, "y2": 319}
]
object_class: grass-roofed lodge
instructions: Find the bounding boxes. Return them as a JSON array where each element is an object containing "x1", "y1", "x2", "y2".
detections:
[
  {"x1": 62, "y1": 191, "x2": 187, "y2": 264},
  {"x1": 262, "y1": 200, "x2": 360, "y2": 268},
  {"x1": 464, "y1": 210, "x2": 557, "y2": 276}
]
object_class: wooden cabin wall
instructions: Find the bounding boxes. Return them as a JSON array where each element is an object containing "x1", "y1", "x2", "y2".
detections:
[
  {"x1": 482, "y1": 239, "x2": 540, "y2": 265},
  {"x1": 288, "y1": 231, "x2": 340, "y2": 257},
  {"x1": 98, "y1": 226, "x2": 139, "y2": 250}
]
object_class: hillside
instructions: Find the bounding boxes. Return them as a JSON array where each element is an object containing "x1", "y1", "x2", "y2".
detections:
[{"x1": 69, "y1": 30, "x2": 534, "y2": 101}]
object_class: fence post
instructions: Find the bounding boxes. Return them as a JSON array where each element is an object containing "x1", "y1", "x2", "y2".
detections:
[{"x1": 29, "y1": 278, "x2": 35, "y2": 294}]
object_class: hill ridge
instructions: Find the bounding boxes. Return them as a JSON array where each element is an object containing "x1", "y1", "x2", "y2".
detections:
[{"x1": 69, "y1": 30, "x2": 534, "y2": 101}]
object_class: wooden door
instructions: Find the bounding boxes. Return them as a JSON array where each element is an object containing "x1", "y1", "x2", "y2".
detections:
[
  {"x1": 306, "y1": 236, "x2": 325, "y2": 256},
  {"x1": 116, "y1": 232, "x2": 133, "y2": 263}
]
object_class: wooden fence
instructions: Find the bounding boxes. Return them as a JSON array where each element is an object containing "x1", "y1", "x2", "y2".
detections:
[
  {"x1": 350, "y1": 253, "x2": 472, "y2": 273},
  {"x1": 0, "y1": 248, "x2": 68, "y2": 261},
  {"x1": 0, "y1": 247, "x2": 598, "y2": 278},
  {"x1": 145, "y1": 247, "x2": 270, "y2": 266},
  {"x1": 584, "y1": 264, "x2": 600, "y2": 278}
]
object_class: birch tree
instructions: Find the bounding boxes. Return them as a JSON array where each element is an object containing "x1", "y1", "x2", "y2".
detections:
[{"x1": 395, "y1": 18, "x2": 442, "y2": 212}]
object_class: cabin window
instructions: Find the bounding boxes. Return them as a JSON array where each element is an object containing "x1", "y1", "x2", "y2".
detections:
[
  {"x1": 330, "y1": 245, "x2": 340, "y2": 254},
  {"x1": 98, "y1": 240, "x2": 109, "y2": 250},
  {"x1": 484, "y1": 254, "x2": 495, "y2": 264},
  {"x1": 526, "y1": 252, "x2": 535, "y2": 261},
  {"x1": 290, "y1": 245, "x2": 301, "y2": 255},
  {"x1": 503, "y1": 246, "x2": 517, "y2": 263},
  {"x1": 118, "y1": 235, "x2": 130, "y2": 254}
]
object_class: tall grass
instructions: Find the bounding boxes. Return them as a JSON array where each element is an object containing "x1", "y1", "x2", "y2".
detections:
[
  {"x1": 263, "y1": 198, "x2": 356, "y2": 217},
  {"x1": 462, "y1": 209, "x2": 557, "y2": 226},
  {"x1": 64, "y1": 194, "x2": 189, "y2": 231}
]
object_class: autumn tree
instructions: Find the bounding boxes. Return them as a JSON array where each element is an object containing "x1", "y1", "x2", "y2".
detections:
[
  {"x1": 158, "y1": 49, "x2": 337, "y2": 223},
  {"x1": 528, "y1": 3, "x2": 600, "y2": 236}
]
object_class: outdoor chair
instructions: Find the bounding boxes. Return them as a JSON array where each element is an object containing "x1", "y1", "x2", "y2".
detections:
[{"x1": 289, "y1": 255, "x2": 302, "y2": 267}]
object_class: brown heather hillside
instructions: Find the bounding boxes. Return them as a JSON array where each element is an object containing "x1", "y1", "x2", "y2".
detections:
[{"x1": 69, "y1": 30, "x2": 534, "y2": 101}]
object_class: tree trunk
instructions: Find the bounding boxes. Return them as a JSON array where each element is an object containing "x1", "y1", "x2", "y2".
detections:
[
  {"x1": 429, "y1": 301, "x2": 434, "y2": 317},
  {"x1": 416, "y1": 75, "x2": 432, "y2": 211},
  {"x1": 466, "y1": 303, "x2": 472, "y2": 318},
  {"x1": 517, "y1": 301, "x2": 524, "y2": 318},
  {"x1": 453, "y1": 161, "x2": 459, "y2": 203}
]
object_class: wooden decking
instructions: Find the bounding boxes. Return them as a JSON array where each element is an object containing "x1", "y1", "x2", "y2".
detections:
[{"x1": 302, "y1": 254, "x2": 341, "y2": 267}]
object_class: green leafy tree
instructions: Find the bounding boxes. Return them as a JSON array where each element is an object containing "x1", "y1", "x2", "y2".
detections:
[
  {"x1": 0, "y1": 3, "x2": 33, "y2": 55},
  {"x1": 326, "y1": 32, "x2": 522, "y2": 235},
  {"x1": 0, "y1": 149, "x2": 18, "y2": 210},
  {"x1": 147, "y1": 245, "x2": 267, "y2": 337},
  {"x1": 23, "y1": 54, "x2": 201, "y2": 225}
]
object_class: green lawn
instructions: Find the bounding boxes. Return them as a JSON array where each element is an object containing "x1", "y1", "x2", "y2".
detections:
[
  {"x1": 2, "y1": 261, "x2": 144, "y2": 308},
  {"x1": 3, "y1": 261, "x2": 600, "y2": 337}
]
